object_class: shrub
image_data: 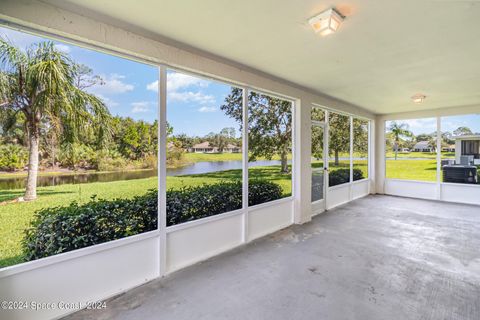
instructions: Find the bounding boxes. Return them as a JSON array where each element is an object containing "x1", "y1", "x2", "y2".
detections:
[
  {"x1": 23, "y1": 180, "x2": 283, "y2": 261},
  {"x1": 329, "y1": 168, "x2": 364, "y2": 186},
  {"x1": 58, "y1": 143, "x2": 97, "y2": 169},
  {"x1": 0, "y1": 144, "x2": 28, "y2": 171},
  {"x1": 23, "y1": 191, "x2": 158, "y2": 261},
  {"x1": 96, "y1": 157, "x2": 128, "y2": 171},
  {"x1": 142, "y1": 154, "x2": 158, "y2": 169},
  {"x1": 166, "y1": 180, "x2": 282, "y2": 226},
  {"x1": 166, "y1": 144, "x2": 185, "y2": 167},
  {"x1": 352, "y1": 168, "x2": 365, "y2": 181}
]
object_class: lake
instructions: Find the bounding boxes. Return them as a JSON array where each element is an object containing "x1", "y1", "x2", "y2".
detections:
[{"x1": 0, "y1": 160, "x2": 289, "y2": 190}]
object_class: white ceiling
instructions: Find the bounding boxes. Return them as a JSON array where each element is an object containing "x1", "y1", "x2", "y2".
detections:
[{"x1": 44, "y1": 0, "x2": 480, "y2": 114}]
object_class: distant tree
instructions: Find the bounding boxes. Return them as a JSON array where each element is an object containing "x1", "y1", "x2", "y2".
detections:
[
  {"x1": 207, "y1": 127, "x2": 238, "y2": 152},
  {"x1": 353, "y1": 118, "x2": 368, "y2": 156},
  {"x1": 166, "y1": 121, "x2": 173, "y2": 137},
  {"x1": 74, "y1": 64, "x2": 104, "y2": 90},
  {"x1": 427, "y1": 136, "x2": 437, "y2": 153},
  {"x1": 173, "y1": 133, "x2": 196, "y2": 149},
  {"x1": 329, "y1": 113, "x2": 350, "y2": 166},
  {"x1": 221, "y1": 88, "x2": 291, "y2": 172},
  {"x1": 311, "y1": 125, "x2": 324, "y2": 160},
  {"x1": 0, "y1": 39, "x2": 111, "y2": 200},
  {"x1": 442, "y1": 132, "x2": 454, "y2": 145},
  {"x1": 119, "y1": 119, "x2": 154, "y2": 159},
  {"x1": 416, "y1": 133, "x2": 432, "y2": 142},
  {"x1": 387, "y1": 122, "x2": 413, "y2": 160},
  {"x1": 208, "y1": 133, "x2": 228, "y2": 152},
  {"x1": 220, "y1": 127, "x2": 236, "y2": 140},
  {"x1": 310, "y1": 114, "x2": 368, "y2": 164},
  {"x1": 453, "y1": 126, "x2": 473, "y2": 136},
  {"x1": 311, "y1": 107, "x2": 325, "y2": 121}
]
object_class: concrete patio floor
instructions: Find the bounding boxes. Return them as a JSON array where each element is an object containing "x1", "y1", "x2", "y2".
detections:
[{"x1": 65, "y1": 195, "x2": 480, "y2": 320}]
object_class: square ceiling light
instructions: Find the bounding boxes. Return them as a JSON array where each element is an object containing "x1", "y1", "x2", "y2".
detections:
[
  {"x1": 411, "y1": 93, "x2": 427, "y2": 104},
  {"x1": 309, "y1": 8, "x2": 344, "y2": 36}
]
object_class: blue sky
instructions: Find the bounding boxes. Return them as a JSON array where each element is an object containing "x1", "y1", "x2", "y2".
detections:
[
  {"x1": 0, "y1": 26, "x2": 240, "y2": 137},
  {"x1": 387, "y1": 115, "x2": 480, "y2": 136}
]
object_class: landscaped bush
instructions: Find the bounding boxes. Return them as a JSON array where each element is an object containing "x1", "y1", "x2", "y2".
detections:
[
  {"x1": 166, "y1": 180, "x2": 282, "y2": 226},
  {"x1": 23, "y1": 180, "x2": 282, "y2": 261},
  {"x1": 0, "y1": 144, "x2": 28, "y2": 171},
  {"x1": 23, "y1": 191, "x2": 158, "y2": 261},
  {"x1": 352, "y1": 168, "x2": 365, "y2": 181},
  {"x1": 329, "y1": 168, "x2": 364, "y2": 186}
]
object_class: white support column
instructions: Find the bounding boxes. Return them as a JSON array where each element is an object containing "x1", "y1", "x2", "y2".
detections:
[
  {"x1": 349, "y1": 116, "x2": 354, "y2": 200},
  {"x1": 436, "y1": 116, "x2": 442, "y2": 199},
  {"x1": 293, "y1": 98, "x2": 312, "y2": 224},
  {"x1": 241, "y1": 88, "x2": 249, "y2": 242},
  {"x1": 368, "y1": 120, "x2": 375, "y2": 194},
  {"x1": 324, "y1": 110, "x2": 330, "y2": 203},
  {"x1": 375, "y1": 116, "x2": 386, "y2": 194},
  {"x1": 158, "y1": 65, "x2": 167, "y2": 276}
]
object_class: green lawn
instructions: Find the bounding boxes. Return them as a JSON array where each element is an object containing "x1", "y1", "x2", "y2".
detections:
[
  {"x1": 0, "y1": 166, "x2": 291, "y2": 268},
  {"x1": 386, "y1": 159, "x2": 437, "y2": 181},
  {"x1": 184, "y1": 152, "x2": 242, "y2": 162},
  {"x1": 385, "y1": 151, "x2": 455, "y2": 159}
]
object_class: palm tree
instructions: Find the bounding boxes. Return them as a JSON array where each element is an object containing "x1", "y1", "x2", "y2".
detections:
[
  {"x1": 428, "y1": 135, "x2": 437, "y2": 153},
  {"x1": 388, "y1": 122, "x2": 413, "y2": 160},
  {"x1": 0, "y1": 39, "x2": 111, "y2": 201}
]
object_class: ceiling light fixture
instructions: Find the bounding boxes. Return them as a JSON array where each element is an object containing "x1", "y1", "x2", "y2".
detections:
[
  {"x1": 309, "y1": 8, "x2": 345, "y2": 36},
  {"x1": 411, "y1": 94, "x2": 427, "y2": 104}
]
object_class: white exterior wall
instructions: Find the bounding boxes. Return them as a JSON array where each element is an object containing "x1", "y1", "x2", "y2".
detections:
[{"x1": 455, "y1": 140, "x2": 462, "y2": 164}]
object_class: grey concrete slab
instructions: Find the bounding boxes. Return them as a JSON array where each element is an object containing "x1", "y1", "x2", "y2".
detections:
[{"x1": 64, "y1": 195, "x2": 480, "y2": 320}]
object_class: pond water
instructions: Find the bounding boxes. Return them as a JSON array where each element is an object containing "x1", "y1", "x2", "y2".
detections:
[{"x1": 0, "y1": 160, "x2": 288, "y2": 190}]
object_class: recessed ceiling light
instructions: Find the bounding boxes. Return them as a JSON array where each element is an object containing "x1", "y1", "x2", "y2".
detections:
[
  {"x1": 308, "y1": 8, "x2": 345, "y2": 36},
  {"x1": 411, "y1": 94, "x2": 426, "y2": 104}
]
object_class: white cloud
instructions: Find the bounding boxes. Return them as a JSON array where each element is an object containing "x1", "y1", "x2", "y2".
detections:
[
  {"x1": 146, "y1": 80, "x2": 159, "y2": 92},
  {"x1": 169, "y1": 91, "x2": 215, "y2": 104},
  {"x1": 146, "y1": 73, "x2": 212, "y2": 105},
  {"x1": 167, "y1": 73, "x2": 208, "y2": 91},
  {"x1": 92, "y1": 74, "x2": 134, "y2": 94},
  {"x1": 198, "y1": 106, "x2": 217, "y2": 113},
  {"x1": 146, "y1": 73, "x2": 209, "y2": 93},
  {"x1": 54, "y1": 44, "x2": 71, "y2": 53},
  {"x1": 131, "y1": 101, "x2": 151, "y2": 113}
]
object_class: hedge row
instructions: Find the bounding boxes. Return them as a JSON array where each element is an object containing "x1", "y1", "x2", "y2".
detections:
[
  {"x1": 23, "y1": 180, "x2": 283, "y2": 261},
  {"x1": 329, "y1": 168, "x2": 364, "y2": 187}
]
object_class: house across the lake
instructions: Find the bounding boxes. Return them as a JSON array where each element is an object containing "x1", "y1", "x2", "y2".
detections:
[
  {"x1": 191, "y1": 142, "x2": 241, "y2": 153},
  {"x1": 442, "y1": 145, "x2": 455, "y2": 152},
  {"x1": 393, "y1": 146, "x2": 410, "y2": 152},
  {"x1": 191, "y1": 141, "x2": 216, "y2": 153},
  {"x1": 413, "y1": 141, "x2": 434, "y2": 152},
  {"x1": 455, "y1": 135, "x2": 480, "y2": 165}
]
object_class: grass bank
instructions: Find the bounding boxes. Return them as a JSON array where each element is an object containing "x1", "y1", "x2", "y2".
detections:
[
  {"x1": 385, "y1": 151, "x2": 455, "y2": 159},
  {"x1": 386, "y1": 159, "x2": 437, "y2": 181},
  {"x1": 0, "y1": 166, "x2": 291, "y2": 268}
]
